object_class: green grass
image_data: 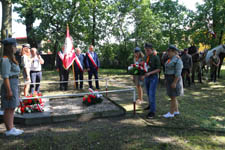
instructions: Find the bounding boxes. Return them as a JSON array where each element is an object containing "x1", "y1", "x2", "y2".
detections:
[{"x1": 1, "y1": 66, "x2": 224, "y2": 150}]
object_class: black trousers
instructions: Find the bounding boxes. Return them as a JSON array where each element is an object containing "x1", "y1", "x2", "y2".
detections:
[
  {"x1": 59, "y1": 69, "x2": 69, "y2": 90},
  {"x1": 75, "y1": 71, "x2": 83, "y2": 89},
  {"x1": 182, "y1": 69, "x2": 191, "y2": 87},
  {"x1": 88, "y1": 69, "x2": 99, "y2": 89},
  {"x1": 210, "y1": 66, "x2": 217, "y2": 82}
]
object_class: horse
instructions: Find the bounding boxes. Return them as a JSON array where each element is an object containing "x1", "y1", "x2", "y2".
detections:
[{"x1": 204, "y1": 44, "x2": 225, "y2": 78}]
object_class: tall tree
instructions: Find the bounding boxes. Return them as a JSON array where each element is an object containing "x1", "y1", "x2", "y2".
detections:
[{"x1": 151, "y1": 0, "x2": 190, "y2": 48}]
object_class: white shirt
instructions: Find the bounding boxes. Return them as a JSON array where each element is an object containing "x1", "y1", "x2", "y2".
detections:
[
  {"x1": 30, "y1": 56, "x2": 42, "y2": 71},
  {"x1": 21, "y1": 55, "x2": 31, "y2": 69}
]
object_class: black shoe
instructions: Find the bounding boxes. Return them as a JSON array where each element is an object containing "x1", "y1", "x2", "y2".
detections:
[
  {"x1": 96, "y1": 87, "x2": 100, "y2": 90},
  {"x1": 146, "y1": 112, "x2": 155, "y2": 119},
  {"x1": 144, "y1": 105, "x2": 150, "y2": 110}
]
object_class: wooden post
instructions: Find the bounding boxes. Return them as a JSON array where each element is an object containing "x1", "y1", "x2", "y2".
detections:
[{"x1": 72, "y1": 63, "x2": 76, "y2": 88}]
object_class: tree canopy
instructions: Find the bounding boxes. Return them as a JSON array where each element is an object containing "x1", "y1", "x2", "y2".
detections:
[{"x1": 1, "y1": 0, "x2": 224, "y2": 68}]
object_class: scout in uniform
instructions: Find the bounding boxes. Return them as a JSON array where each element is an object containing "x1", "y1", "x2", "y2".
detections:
[
  {"x1": 74, "y1": 48, "x2": 85, "y2": 89},
  {"x1": 86, "y1": 45, "x2": 100, "y2": 89},
  {"x1": 163, "y1": 45, "x2": 184, "y2": 118},
  {"x1": 56, "y1": 47, "x2": 69, "y2": 91},
  {"x1": 181, "y1": 48, "x2": 192, "y2": 87},
  {"x1": 210, "y1": 50, "x2": 220, "y2": 82},
  {"x1": 141, "y1": 43, "x2": 161, "y2": 119},
  {"x1": 0, "y1": 38, "x2": 24, "y2": 136}
]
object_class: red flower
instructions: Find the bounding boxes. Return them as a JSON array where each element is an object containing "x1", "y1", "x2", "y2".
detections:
[
  {"x1": 89, "y1": 95, "x2": 95, "y2": 98},
  {"x1": 87, "y1": 97, "x2": 91, "y2": 103},
  {"x1": 28, "y1": 100, "x2": 32, "y2": 104},
  {"x1": 21, "y1": 107, "x2": 25, "y2": 113},
  {"x1": 83, "y1": 97, "x2": 86, "y2": 101},
  {"x1": 132, "y1": 64, "x2": 136, "y2": 67}
]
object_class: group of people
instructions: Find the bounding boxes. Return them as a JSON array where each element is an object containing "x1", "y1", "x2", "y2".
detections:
[
  {"x1": 133, "y1": 43, "x2": 221, "y2": 119},
  {"x1": 133, "y1": 43, "x2": 184, "y2": 119},
  {"x1": 0, "y1": 37, "x2": 221, "y2": 136},
  {"x1": 20, "y1": 44, "x2": 44, "y2": 96},
  {"x1": 56, "y1": 45, "x2": 100, "y2": 91}
]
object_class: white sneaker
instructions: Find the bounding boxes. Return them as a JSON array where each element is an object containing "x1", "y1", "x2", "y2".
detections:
[
  {"x1": 163, "y1": 112, "x2": 174, "y2": 118},
  {"x1": 174, "y1": 111, "x2": 180, "y2": 115},
  {"x1": 12, "y1": 128, "x2": 24, "y2": 134},
  {"x1": 5, "y1": 128, "x2": 23, "y2": 136}
]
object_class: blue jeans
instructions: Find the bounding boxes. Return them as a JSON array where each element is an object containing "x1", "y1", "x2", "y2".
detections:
[
  {"x1": 30, "y1": 71, "x2": 42, "y2": 94},
  {"x1": 144, "y1": 74, "x2": 158, "y2": 113}
]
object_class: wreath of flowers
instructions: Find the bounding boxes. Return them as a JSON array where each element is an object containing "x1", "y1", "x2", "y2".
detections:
[
  {"x1": 82, "y1": 88, "x2": 103, "y2": 106},
  {"x1": 128, "y1": 63, "x2": 148, "y2": 75},
  {"x1": 15, "y1": 92, "x2": 44, "y2": 114}
]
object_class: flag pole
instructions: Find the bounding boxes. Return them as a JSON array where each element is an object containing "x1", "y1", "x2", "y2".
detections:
[{"x1": 72, "y1": 62, "x2": 76, "y2": 89}]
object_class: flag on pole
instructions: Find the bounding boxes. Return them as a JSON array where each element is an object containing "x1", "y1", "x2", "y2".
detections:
[{"x1": 59, "y1": 25, "x2": 76, "y2": 70}]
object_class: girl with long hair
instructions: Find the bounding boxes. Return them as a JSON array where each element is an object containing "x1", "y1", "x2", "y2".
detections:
[{"x1": 1, "y1": 38, "x2": 24, "y2": 136}]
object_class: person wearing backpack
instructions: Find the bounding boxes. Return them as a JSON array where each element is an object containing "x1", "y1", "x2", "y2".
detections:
[
  {"x1": 163, "y1": 45, "x2": 184, "y2": 118},
  {"x1": 0, "y1": 38, "x2": 24, "y2": 136}
]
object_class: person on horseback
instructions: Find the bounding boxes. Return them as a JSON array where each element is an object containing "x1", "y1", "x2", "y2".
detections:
[
  {"x1": 210, "y1": 50, "x2": 220, "y2": 82},
  {"x1": 181, "y1": 48, "x2": 192, "y2": 87}
]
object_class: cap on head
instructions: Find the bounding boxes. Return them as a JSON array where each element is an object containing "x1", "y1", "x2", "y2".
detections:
[
  {"x1": 1, "y1": 38, "x2": 17, "y2": 46},
  {"x1": 22, "y1": 43, "x2": 30, "y2": 48},
  {"x1": 184, "y1": 48, "x2": 188, "y2": 51},
  {"x1": 144, "y1": 43, "x2": 153, "y2": 49},
  {"x1": 134, "y1": 47, "x2": 141, "y2": 53},
  {"x1": 168, "y1": 45, "x2": 179, "y2": 51}
]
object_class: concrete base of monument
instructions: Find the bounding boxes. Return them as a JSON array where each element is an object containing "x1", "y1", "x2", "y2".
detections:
[{"x1": 0, "y1": 96, "x2": 126, "y2": 125}]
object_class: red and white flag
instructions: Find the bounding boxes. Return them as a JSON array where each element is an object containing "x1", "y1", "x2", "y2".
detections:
[{"x1": 60, "y1": 26, "x2": 76, "y2": 70}]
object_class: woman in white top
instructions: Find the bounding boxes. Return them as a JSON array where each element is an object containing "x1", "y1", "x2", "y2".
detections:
[
  {"x1": 21, "y1": 44, "x2": 31, "y2": 96},
  {"x1": 30, "y1": 48, "x2": 44, "y2": 94}
]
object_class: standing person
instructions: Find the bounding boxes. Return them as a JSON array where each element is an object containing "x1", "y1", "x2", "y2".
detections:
[
  {"x1": 86, "y1": 45, "x2": 100, "y2": 89},
  {"x1": 163, "y1": 45, "x2": 184, "y2": 118},
  {"x1": 74, "y1": 48, "x2": 85, "y2": 89},
  {"x1": 56, "y1": 47, "x2": 69, "y2": 91},
  {"x1": 21, "y1": 44, "x2": 31, "y2": 96},
  {"x1": 30, "y1": 48, "x2": 44, "y2": 94},
  {"x1": 133, "y1": 47, "x2": 144, "y2": 104},
  {"x1": 0, "y1": 38, "x2": 24, "y2": 136},
  {"x1": 210, "y1": 50, "x2": 220, "y2": 82},
  {"x1": 141, "y1": 43, "x2": 161, "y2": 119},
  {"x1": 181, "y1": 48, "x2": 192, "y2": 87}
]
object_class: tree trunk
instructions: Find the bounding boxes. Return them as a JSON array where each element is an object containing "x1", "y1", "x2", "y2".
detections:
[
  {"x1": 1, "y1": 0, "x2": 12, "y2": 39},
  {"x1": 218, "y1": 30, "x2": 224, "y2": 45},
  {"x1": 1, "y1": 0, "x2": 12, "y2": 56},
  {"x1": 25, "y1": 8, "x2": 38, "y2": 48}
]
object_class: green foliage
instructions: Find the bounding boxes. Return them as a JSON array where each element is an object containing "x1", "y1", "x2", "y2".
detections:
[
  {"x1": 151, "y1": 0, "x2": 191, "y2": 49},
  {"x1": 10, "y1": 0, "x2": 224, "y2": 68},
  {"x1": 189, "y1": 0, "x2": 225, "y2": 48}
]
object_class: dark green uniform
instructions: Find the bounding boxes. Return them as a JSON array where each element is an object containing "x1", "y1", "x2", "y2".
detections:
[
  {"x1": 144, "y1": 54, "x2": 161, "y2": 74},
  {"x1": 210, "y1": 55, "x2": 220, "y2": 82}
]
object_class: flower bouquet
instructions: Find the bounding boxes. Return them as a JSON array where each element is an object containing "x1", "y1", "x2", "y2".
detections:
[
  {"x1": 82, "y1": 88, "x2": 103, "y2": 106},
  {"x1": 16, "y1": 91, "x2": 44, "y2": 114},
  {"x1": 128, "y1": 63, "x2": 148, "y2": 75}
]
